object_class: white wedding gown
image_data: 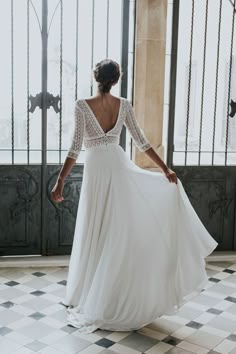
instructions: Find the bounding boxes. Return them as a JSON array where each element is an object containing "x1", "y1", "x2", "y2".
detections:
[{"x1": 62, "y1": 97, "x2": 218, "y2": 333}]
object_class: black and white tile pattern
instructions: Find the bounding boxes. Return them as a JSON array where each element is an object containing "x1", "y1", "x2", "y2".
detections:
[{"x1": 0, "y1": 262, "x2": 236, "y2": 353}]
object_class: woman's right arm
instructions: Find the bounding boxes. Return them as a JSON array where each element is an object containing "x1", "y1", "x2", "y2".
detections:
[
  {"x1": 144, "y1": 148, "x2": 177, "y2": 184},
  {"x1": 124, "y1": 100, "x2": 177, "y2": 184}
]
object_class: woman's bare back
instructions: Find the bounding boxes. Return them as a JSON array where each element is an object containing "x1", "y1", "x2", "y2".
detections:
[{"x1": 84, "y1": 95, "x2": 121, "y2": 133}]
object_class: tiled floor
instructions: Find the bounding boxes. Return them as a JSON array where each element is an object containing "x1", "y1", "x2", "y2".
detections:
[{"x1": 0, "y1": 262, "x2": 236, "y2": 354}]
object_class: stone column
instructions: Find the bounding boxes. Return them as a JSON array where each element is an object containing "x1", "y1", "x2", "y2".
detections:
[{"x1": 132, "y1": 0, "x2": 167, "y2": 170}]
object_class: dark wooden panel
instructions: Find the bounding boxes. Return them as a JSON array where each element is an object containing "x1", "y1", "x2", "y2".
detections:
[
  {"x1": 0, "y1": 166, "x2": 41, "y2": 256},
  {"x1": 174, "y1": 166, "x2": 235, "y2": 251},
  {"x1": 45, "y1": 164, "x2": 84, "y2": 255}
]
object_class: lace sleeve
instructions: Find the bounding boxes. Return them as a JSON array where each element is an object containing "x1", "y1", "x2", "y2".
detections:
[
  {"x1": 124, "y1": 100, "x2": 152, "y2": 152},
  {"x1": 67, "y1": 101, "x2": 85, "y2": 161}
]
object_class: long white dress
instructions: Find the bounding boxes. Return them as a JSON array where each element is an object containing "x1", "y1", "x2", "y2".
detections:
[{"x1": 62, "y1": 97, "x2": 218, "y2": 333}]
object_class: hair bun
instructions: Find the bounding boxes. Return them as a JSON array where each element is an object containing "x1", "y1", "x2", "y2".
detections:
[{"x1": 93, "y1": 59, "x2": 120, "y2": 94}]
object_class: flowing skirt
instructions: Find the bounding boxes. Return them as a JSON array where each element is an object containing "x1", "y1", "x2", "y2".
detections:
[{"x1": 62, "y1": 143, "x2": 218, "y2": 333}]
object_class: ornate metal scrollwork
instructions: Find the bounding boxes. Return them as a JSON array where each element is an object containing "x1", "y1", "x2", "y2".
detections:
[
  {"x1": 0, "y1": 167, "x2": 39, "y2": 223},
  {"x1": 29, "y1": 92, "x2": 60, "y2": 113},
  {"x1": 229, "y1": 99, "x2": 236, "y2": 118}
]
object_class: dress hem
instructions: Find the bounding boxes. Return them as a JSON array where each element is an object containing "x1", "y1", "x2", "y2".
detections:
[{"x1": 63, "y1": 254, "x2": 213, "y2": 334}]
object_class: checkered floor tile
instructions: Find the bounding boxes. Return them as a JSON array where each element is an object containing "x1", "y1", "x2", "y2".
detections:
[{"x1": 1, "y1": 261, "x2": 236, "y2": 353}]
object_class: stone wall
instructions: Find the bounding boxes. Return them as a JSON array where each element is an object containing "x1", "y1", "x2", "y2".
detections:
[{"x1": 132, "y1": 0, "x2": 167, "y2": 170}]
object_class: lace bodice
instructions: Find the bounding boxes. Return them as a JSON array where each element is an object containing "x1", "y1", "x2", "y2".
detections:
[{"x1": 67, "y1": 97, "x2": 151, "y2": 160}]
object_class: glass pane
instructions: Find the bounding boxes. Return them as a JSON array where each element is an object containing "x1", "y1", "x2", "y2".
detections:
[
  {"x1": 0, "y1": 0, "x2": 42, "y2": 164},
  {"x1": 47, "y1": 0, "x2": 128, "y2": 163},
  {"x1": 172, "y1": 0, "x2": 236, "y2": 166},
  {"x1": 0, "y1": 0, "x2": 134, "y2": 164}
]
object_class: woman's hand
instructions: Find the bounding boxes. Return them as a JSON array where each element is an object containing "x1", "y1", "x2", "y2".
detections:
[
  {"x1": 163, "y1": 167, "x2": 178, "y2": 184},
  {"x1": 144, "y1": 148, "x2": 177, "y2": 184},
  {"x1": 51, "y1": 177, "x2": 65, "y2": 203}
]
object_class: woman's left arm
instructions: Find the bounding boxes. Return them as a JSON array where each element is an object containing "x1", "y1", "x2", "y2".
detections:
[{"x1": 51, "y1": 102, "x2": 85, "y2": 202}]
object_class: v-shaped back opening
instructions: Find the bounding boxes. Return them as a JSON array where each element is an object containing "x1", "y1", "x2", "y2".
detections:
[{"x1": 83, "y1": 98, "x2": 122, "y2": 134}]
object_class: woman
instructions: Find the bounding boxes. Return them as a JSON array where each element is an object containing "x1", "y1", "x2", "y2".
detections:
[{"x1": 51, "y1": 59, "x2": 218, "y2": 334}]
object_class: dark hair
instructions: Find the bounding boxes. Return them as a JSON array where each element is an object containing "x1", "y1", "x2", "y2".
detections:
[{"x1": 93, "y1": 59, "x2": 120, "y2": 94}]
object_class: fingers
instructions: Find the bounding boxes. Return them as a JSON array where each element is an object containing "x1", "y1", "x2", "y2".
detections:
[
  {"x1": 51, "y1": 191, "x2": 64, "y2": 203},
  {"x1": 172, "y1": 173, "x2": 178, "y2": 184},
  {"x1": 166, "y1": 172, "x2": 178, "y2": 184},
  {"x1": 172, "y1": 174, "x2": 178, "y2": 184},
  {"x1": 51, "y1": 182, "x2": 65, "y2": 203}
]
